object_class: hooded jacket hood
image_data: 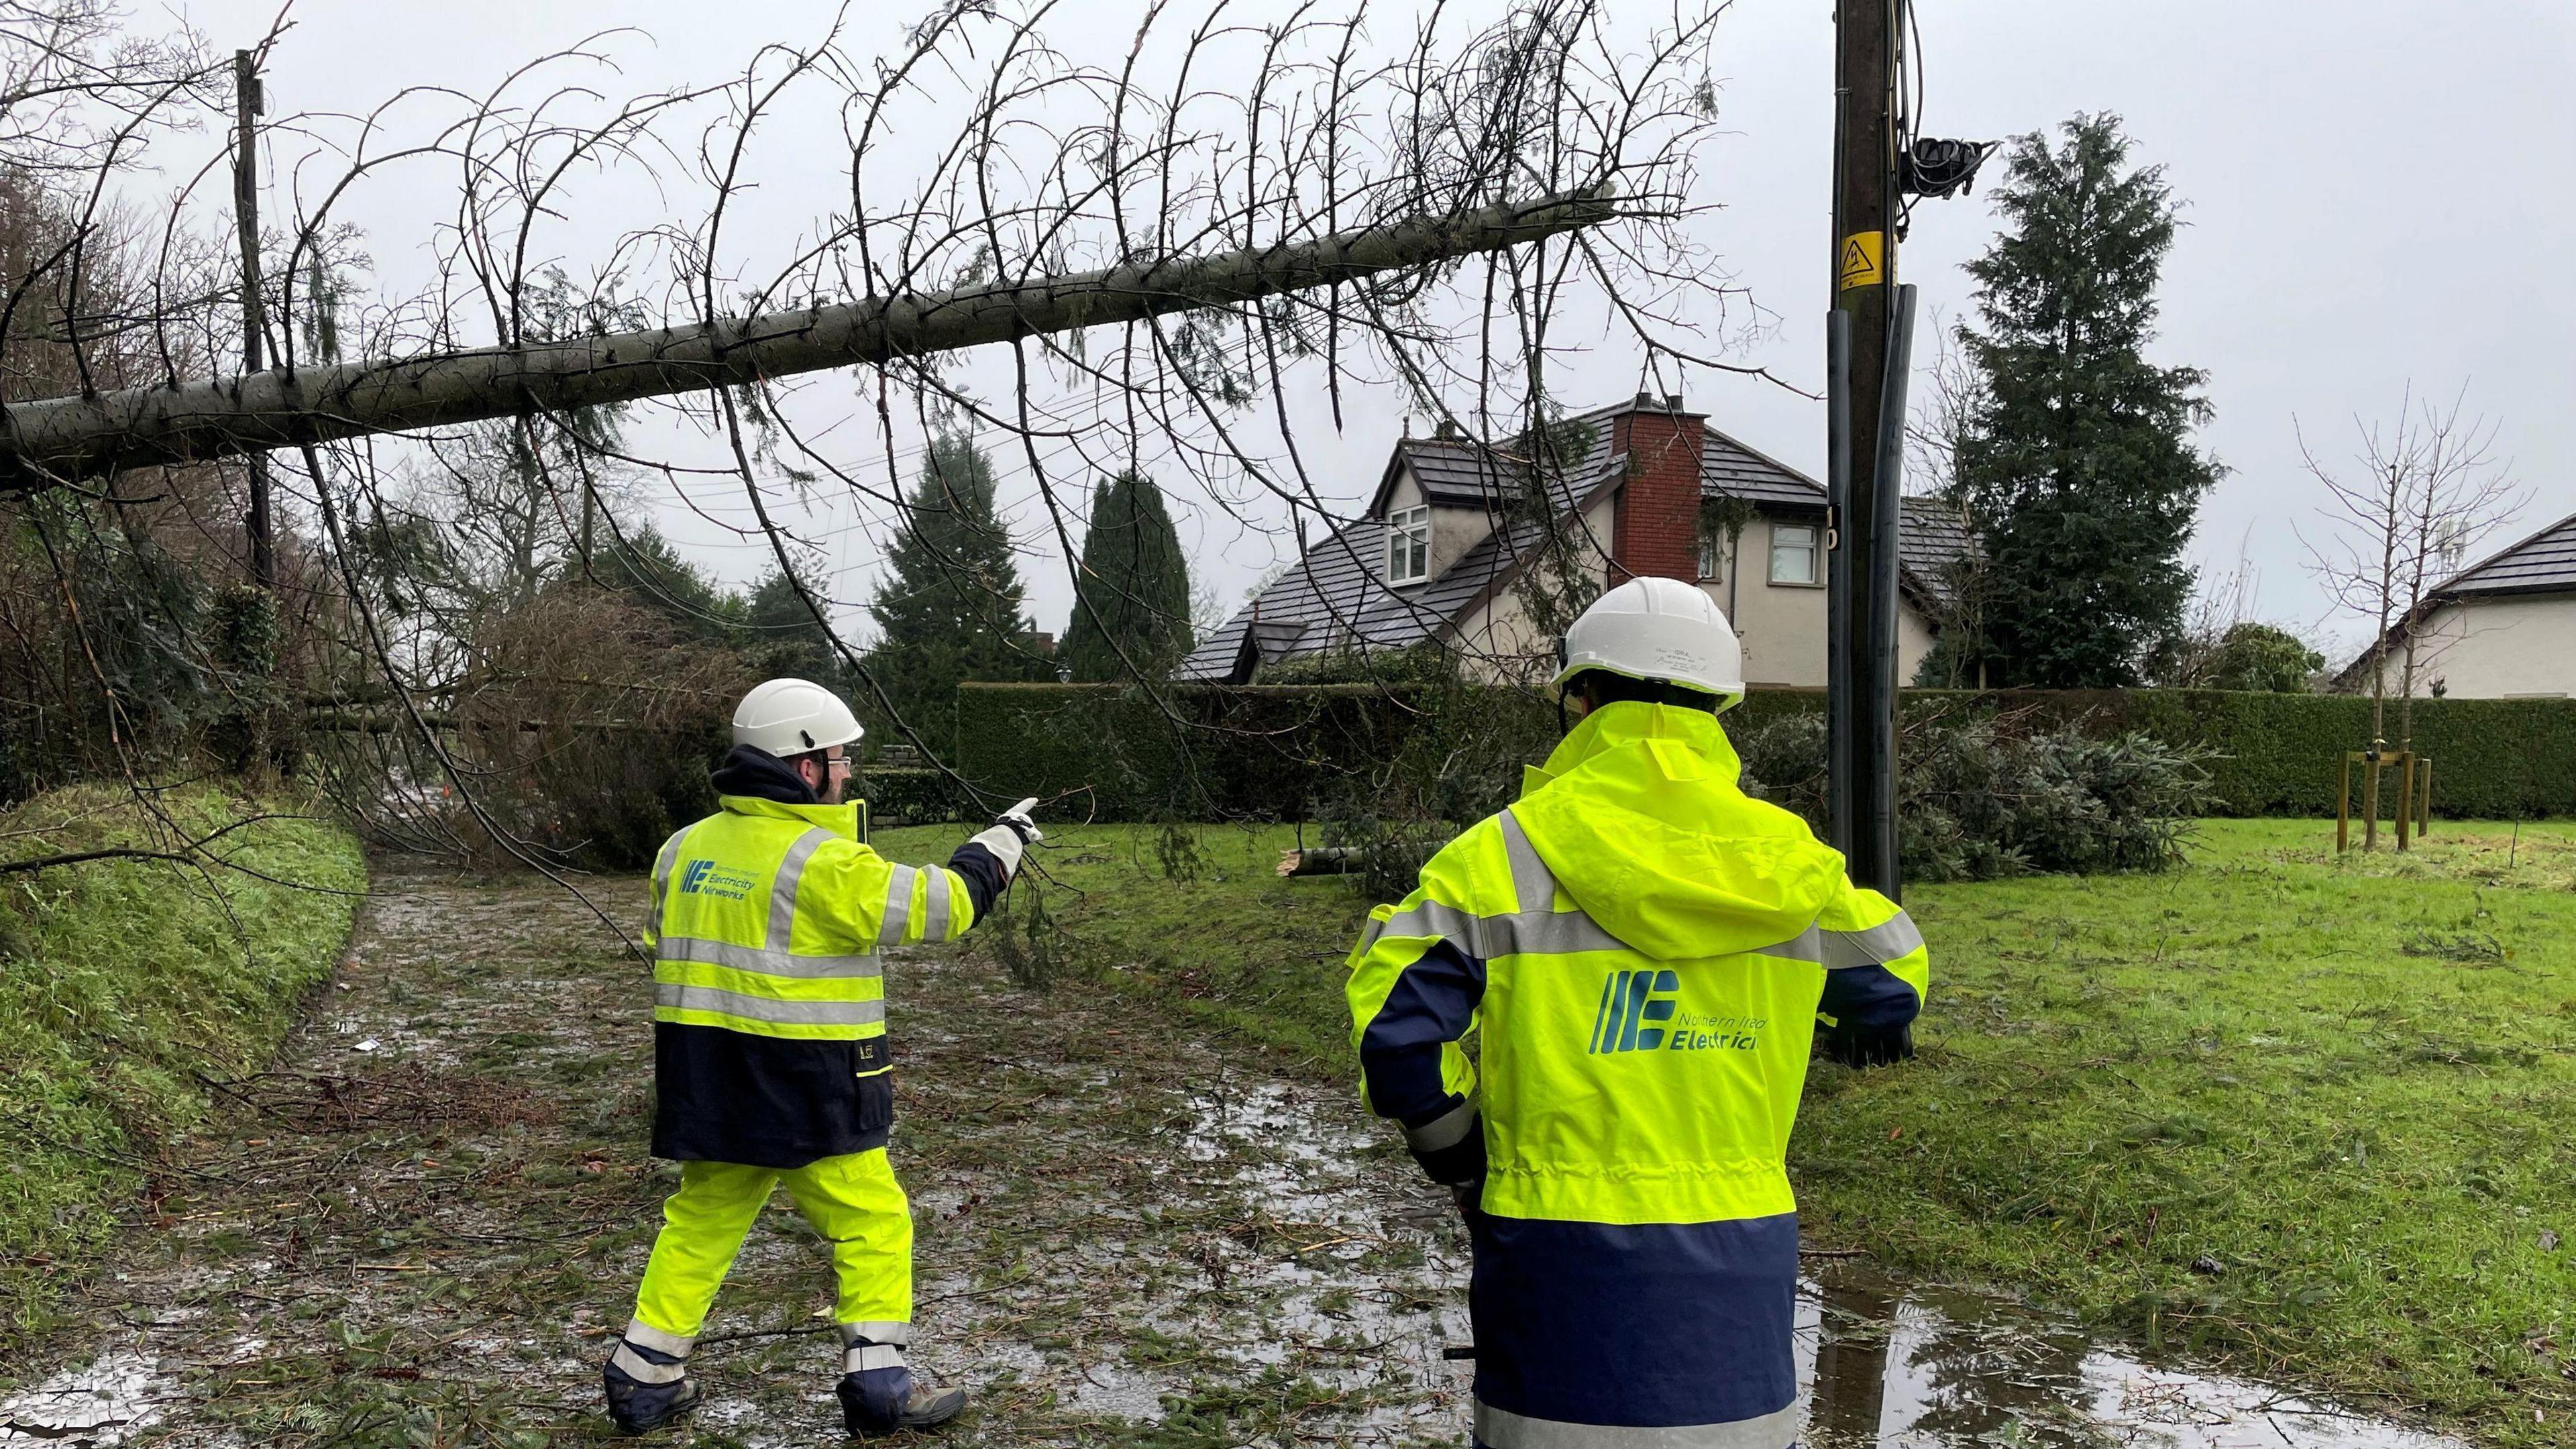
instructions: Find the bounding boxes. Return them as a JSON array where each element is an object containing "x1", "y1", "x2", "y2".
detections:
[
  {"x1": 1511, "y1": 701, "x2": 1845, "y2": 961},
  {"x1": 705, "y1": 744, "x2": 867, "y2": 840},
  {"x1": 710, "y1": 743, "x2": 820, "y2": 805}
]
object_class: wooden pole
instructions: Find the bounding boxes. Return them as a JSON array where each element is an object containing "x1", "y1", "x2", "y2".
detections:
[
  {"x1": 2394, "y1": 750, "x2": 2414, "y2": 851},
  {"x1": 1827, "y1": 0, "x2": 1903, "y2": 897},
  {"x1": 233, "y1": 50, "x2": 273, "y2": 590},
  {"x1": 2363, "y1": 749, "x2": 2382, "y2": 851},
  {"x1": 2337, "y1": 752, "x2": 2353, "y2": 854}
]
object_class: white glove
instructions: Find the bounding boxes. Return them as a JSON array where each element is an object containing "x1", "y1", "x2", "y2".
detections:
[
  {"x1": 968, "y1": 797, "x2": 1042, "y2": 879},
  {"x1": 997, "y1": 796, "x2": 1042, "y2": 845}
]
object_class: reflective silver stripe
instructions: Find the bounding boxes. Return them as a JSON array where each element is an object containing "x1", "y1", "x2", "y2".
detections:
[
  {"x1": 839, "y1": 1320, "x2": 913, "y2": 1346},
  {"x1": 1498, "y1": 809, "x2": 1555, "y2": 913},
  {"x1": 1375, "y1": 900, "x2": 1629, "y2": 959},
  {"x1": 880, "y1": 864, "x2": 917, "y2": 947},
  {"x1": 655, "y1": 983, "x2": 887, "y2": 1027},
  {"x1": 845, "y1": 1343, "x2": 906, "y2": 1373},
  {"x1": 1750, "y1": 924, "x2": 1825, "y2": 964},
  {"x1": 1377, "y1": 900, "x2": 1483, "y2": 949},
  {"x1": 1357, "y1": 913, "x2": 1391, "y2": 953},
  {"x1": 1474, "y1": 1399, "x2": 1799, "y2": 1449},
  {"x1": 922, "y1": 868, "x2": 953, "y2": 942},
  {"x1": 1504, "y1": 909, "x2": 1629, "y2": 957},
  {"x1": 769, "y1": 827, "x2": 834, "y2": 950},
  {"x1": 645, "y1": 825, "x2": 694, "y2": 945},
  {"x1": 610, "y1": 1342, "x2": 688, "y2": 1385},
  {"x1": 623, "y1": 1319, "x2": 694, "y2": 1356},
  {"x1": 1824, "y1": 911, "x2": 1925, "y2": 969},
  {"x1": 1403, "y1": 1098, "x2": 1479, "y2": 1152},
  {"x1": 657, "y1": 936, "x2": 884, "y2": 979}
]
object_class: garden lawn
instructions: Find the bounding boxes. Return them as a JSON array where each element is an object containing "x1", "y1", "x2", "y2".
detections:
[
  {"x1": 0, "y1": 784, "x2": 366, "y2": 1343},
  {"x1": 876, "y1": 816, "x2": 2576, "y2": 1447}
]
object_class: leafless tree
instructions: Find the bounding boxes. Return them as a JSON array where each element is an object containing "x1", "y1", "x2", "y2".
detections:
[
  {"x1": 2300, "y1": 384, "x2": 2524, "y2": 845},
  {"x1": 1, "y1": 0, "x2": 1753, "y2": 907},
  {"x1": 1901, "y1": 317, "x2": 1991, "y2": 687}
]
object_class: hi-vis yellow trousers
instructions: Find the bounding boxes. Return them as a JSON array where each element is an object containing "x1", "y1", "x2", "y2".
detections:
[{"x1": 630, "y1": 1148, "x2": 913, "y2": 1345}]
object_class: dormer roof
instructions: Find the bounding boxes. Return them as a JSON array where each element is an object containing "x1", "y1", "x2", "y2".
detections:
[{"x1": 1180, "y1": 398, "x2": 1978, "y2": 682}]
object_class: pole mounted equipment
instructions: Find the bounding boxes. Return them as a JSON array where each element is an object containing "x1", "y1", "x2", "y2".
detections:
[{"x1": 1899, "y1": 137, "x2": 1997, "y2": 202}]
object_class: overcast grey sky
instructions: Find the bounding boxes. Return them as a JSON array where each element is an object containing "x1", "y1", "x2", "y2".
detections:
[{"x1": 172, "y1": 0, "x2": 2575, "y2": 661}]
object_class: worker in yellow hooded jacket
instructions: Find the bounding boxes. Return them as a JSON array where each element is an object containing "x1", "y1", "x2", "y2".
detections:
[{"x1": 1345, "y1": 577, "x2": 1929, "y2": 1449}]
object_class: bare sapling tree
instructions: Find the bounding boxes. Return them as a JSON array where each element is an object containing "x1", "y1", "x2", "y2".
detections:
[
  {"x1": 2301, "y1": 384, "x2": 2524, "y2": 847},
  {"x1": 1, "y1": 0, "x2": 1753, "y2": 913},
  {"x1": 1900, "y1": 318, "x2": 1991, "y2": 688}
]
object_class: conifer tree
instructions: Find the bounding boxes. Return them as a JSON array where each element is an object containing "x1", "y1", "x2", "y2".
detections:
[
  {"x1": 1061, "y1": 468, "x2": 1194, "y2": 681},
  {"x1": 1943, "y1": 113, "x2": 2218, "y2": 687},
  {"x1": 743, "y1": 566, "x2": 841, "y2": 684},
  {"x1": 863, "y1": 433, "x2": 1040, "y2": 718}
]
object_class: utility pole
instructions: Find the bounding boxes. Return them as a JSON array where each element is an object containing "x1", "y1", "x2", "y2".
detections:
[
  {"x1": 233, "y1": 49, "x2": 273, "y2": 591},
  {"x1": 1825, "y1": 0, "x2": 1915, "y2": 899}
]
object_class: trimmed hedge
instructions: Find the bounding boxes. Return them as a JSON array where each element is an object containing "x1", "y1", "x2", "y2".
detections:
[
  {"x1": 941, "y1": 682, "x2": 1560, "y2": 824},
  {"x1": 944, "y1": 682, "x2": 2576, "y2": 822}
]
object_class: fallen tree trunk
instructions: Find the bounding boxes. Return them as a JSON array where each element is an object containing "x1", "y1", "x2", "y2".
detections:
[
  {"x1": 1277, "y1": 846, "x2": 1371, "y2": 877},
  {"x1": 1276, "y1": 842, "x2": 1439, "y2": 879},
  {"x1": 2, "y1": 189, "x2": 1616, "y2": 491}
]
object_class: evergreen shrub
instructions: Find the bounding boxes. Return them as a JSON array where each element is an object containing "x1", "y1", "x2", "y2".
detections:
[{"x1": 1733, "y1": 708, "x2": 2214, "y2": 881}]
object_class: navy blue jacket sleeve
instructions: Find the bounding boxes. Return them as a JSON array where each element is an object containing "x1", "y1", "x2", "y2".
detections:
[
  {"x1": 1817, "y1": 961, "x2": 1922, "y2": 1033},
  {"x1": 946, "y1": 841, "x2": 1010, "y2": 924},
  {"x1": 1356, "y1": 937, "x2": 1487, "y2": 1183}
]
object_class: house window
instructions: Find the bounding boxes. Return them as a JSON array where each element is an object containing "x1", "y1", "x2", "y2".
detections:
[
  {"x1": 1698, "y1": 533, "x2": 1723, "y2": 582},
  {"x1": 1386, "y1": 505, "x2": 1431, "y2": 584},
  {"x1": 1768, "y1": 523, "x2": 1820, "y2": 586}
]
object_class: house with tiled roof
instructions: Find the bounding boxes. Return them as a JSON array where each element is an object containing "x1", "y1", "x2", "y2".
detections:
[
  {"x1": 1183, "y1": 391, "x2": 1974, "y2": 687},
  {"x1": 2339, "y1": 507, "x2": 2576, "y2": 699}
]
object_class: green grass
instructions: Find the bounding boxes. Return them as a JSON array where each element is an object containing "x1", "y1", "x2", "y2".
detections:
[
  {"x1": 0, "y1": 782, "x2": 367, "y2": 1342},
  {"x1": 876, "y1": 816, "x2": 2576, "y2": 1445}
]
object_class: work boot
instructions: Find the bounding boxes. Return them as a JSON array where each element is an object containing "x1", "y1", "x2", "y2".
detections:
[
  {"x1": 837, "y1": 1337, "x2": 965, "y2": 1438},
  {"x1": 602, "y1": 1333, "x2": 702, "y2": 1435}
]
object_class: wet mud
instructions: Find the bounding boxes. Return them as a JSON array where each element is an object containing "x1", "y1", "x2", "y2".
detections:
[{"x1": 0, "y1": 864, "x2": 2478, "y2": 1448}]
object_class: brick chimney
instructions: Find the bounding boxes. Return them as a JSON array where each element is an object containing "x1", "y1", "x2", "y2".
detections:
[{"x1": 1607, "y1": 392, "x2": 1707, "y2": 583}]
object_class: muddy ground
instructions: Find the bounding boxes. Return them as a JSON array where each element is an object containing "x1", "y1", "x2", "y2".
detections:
[
  {"x1": 3, "y1": 860, "x2": 1474, "y2": 1447},
  {"x1": 1, "y1": 863, "x2": 2476, "y2": 1448}
]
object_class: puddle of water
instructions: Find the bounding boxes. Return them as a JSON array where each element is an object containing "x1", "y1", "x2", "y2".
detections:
[
  {"x1": 0, "y1": 1350, "x2": 171, "y2": 1447},
  {"x1": 1172, "y1": 1084, "x2": 2470, "y2": 1449},
  {"x1": 1798, "y1": 1274, "x2": 2472, "y2": 1449}
]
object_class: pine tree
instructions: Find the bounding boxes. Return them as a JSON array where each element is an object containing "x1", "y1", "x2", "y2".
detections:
[
  {"x1": 863, "y1": 433, "x2": 1040, "y2": 719},
  {"x1": 596, "y1": 525, "x2": 745, "y2": 639},
  {"x1": 1944, "y1": 113, "x2": 2218, "y2": 687},
  {"x1": 1061, "y1": 469, "x2": 1194, "y2": 681},
  {"x1": 743, "y1": 566, "x2": 841, "y2": 684}
]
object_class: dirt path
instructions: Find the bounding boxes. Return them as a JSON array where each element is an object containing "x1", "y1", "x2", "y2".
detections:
[
  {"x1": 1, "y1": 861, "x2": 1471, "y2": 1447},
  {"x1": 4, "y1": 863, "x2": 2480, "y2": 1449}
]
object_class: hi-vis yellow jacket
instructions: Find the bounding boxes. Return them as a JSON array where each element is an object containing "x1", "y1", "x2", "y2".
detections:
[
  {"x1": 1344, "y1": 700, "x2": 1928, "y2": 1449},
  {"x1": 644, "y1": 792, "x2": 975, "y2": 1167}
]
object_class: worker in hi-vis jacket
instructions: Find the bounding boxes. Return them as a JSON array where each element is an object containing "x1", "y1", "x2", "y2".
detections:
[
  {"x1": 603, "y1": 678, "x2": 1040, "y2": 1439},
  {"x1": 1345, "y1": 578, "x2": 1929, "y2": 1449}
]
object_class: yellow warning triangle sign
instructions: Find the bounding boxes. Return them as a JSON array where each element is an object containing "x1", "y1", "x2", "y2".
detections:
[{"x1": 1837, "y1": 231, "x2": 1884, "y2": 290}]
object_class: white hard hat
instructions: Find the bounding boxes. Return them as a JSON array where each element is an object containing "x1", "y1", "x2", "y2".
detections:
[
  {"x1": 733, "y1": 678, "x2": 864, "y2": 755},
  {"x1": 1550, "y1": 576, "x2": 1746, "y2": 710}
]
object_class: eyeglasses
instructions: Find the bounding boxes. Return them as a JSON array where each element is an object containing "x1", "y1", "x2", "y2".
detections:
[{"x1": 826, "y1": 755, "x2": 855, "y2": 772}]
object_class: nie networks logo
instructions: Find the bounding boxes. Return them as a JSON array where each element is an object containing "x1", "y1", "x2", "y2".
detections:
[
  {"x1": 678, "y1": 859, "x2": 757, "y2": 902},
  {"x1": 1588, "y1": 969, "x2": 1764, "y2": 1055}
]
